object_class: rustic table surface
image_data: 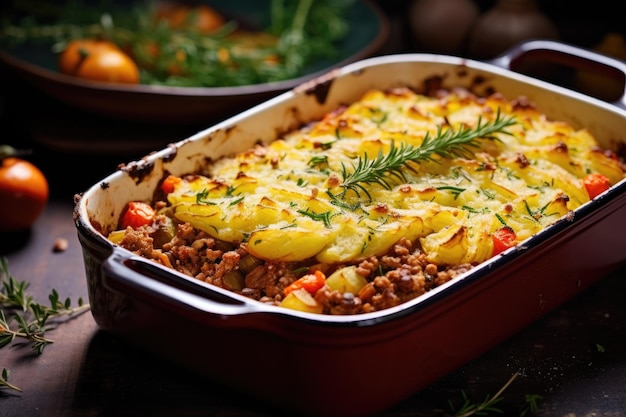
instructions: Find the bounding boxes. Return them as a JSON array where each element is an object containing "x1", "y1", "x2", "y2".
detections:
[{"x1": 2, "y1": 2, "x2": 626, "y2": 416}]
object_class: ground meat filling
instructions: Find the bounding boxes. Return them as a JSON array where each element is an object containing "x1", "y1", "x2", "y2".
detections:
[{"x1": 117, "y1": 214, "x2": 474, "y2": 315}]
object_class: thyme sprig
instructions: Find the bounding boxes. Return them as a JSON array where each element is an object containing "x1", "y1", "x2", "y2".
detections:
[
  {"x1": 1, "y1": 257, "x2": 91, "y2": 393},
  {"x1": 450, "y1": 371, "x2": 521, "y2": 417},
  {"x1": 1, "y1": 368, "x2": 21, "y2": 393},
  {"x1": 337, "y1": 110, "x2": 516, "y2": 200}
]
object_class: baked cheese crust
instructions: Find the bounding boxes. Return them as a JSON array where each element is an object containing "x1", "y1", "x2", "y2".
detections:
[{"x1": 167, "y1": 87, "x2": 625, "y2": 266}]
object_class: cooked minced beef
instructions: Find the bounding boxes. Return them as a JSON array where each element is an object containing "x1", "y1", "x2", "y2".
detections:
[{"x1": 117, "y1": 213, "x2": 474, "y2": 315}]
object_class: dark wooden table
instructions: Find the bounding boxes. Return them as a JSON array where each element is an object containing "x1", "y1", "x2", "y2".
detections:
[{"x1": 2, "y1": 3, "x2": 626, "y2": 415}]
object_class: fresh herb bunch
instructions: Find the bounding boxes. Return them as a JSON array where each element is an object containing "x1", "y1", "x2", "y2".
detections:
[
  {"x1": 268, "y1": 0, "x2": 354, "y2": 76},
  {"x1": 0, "y1": 257, "x2": 90, "y2": 393},
  {"x1": 0, "y1": 0, "x2": 355, "y2": 87},
  {"x1": 336, "y1": 110, "x2": 517, "y2": 200}
]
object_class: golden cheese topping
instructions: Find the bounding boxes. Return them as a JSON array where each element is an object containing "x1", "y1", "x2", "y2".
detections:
[{"x1": 167, "y1": 88, "x2": 625, "y2": 266}]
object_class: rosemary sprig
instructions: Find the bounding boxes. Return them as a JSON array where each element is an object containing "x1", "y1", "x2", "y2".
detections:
[
  {"x1": 520, "y1": 393, "x2": 543, "y2": 417},
  {"x1": 450, "y1": 371, "x2": 520, "y2": 417},
  {"x1": 1, "y1": 368, "x2": 22, "y2": 393},
  {"x1": 1, "y1": 257, "x2": 91, "y2": 393},
  {"x1": 337, "y1": 110, "x2": 516, "y2": 199}
]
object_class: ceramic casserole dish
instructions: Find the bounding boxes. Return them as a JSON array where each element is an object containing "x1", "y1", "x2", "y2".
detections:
[{"x1": 74, "y1": 40, "x2": 626, "y2": 417}]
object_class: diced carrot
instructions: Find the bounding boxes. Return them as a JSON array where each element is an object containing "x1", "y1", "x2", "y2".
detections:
[
  {"x1": 284, "y1": 270, "x2": 326, "y2": 296},
  {"x1": 583, "y1": 173, "x2": 611, "y2": 199},
  {"x1": 492, "y1": 226, "x2": 517, "y2": 256},
  {"x1": 121, "y1": 201, "x2": 156, "y2": 229},
  {"x1": 161, "y1": 175, "x2": 182, "y2": 194}
]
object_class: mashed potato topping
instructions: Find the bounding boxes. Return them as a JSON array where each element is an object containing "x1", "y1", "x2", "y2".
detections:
[{"x1": 167, "y1": 88, "x2": 623, "y2": 265}]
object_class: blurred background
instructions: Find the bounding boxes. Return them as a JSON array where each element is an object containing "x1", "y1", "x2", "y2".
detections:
[{"x1": 380, "y1": 0, "x2": 625, "y2": 58}]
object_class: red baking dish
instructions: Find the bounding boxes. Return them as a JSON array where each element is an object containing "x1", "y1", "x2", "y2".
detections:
[{"x1": 74, "y1": 40, "x2": 626, "y2": 417}]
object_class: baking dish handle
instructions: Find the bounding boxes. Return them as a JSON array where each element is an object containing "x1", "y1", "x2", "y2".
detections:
[
  {"x1": 487, "y1": 39, "x2": 626, "y2": 110},
  {"x1": 101, "y1": 249, "x2": 270, "y2": 317}
]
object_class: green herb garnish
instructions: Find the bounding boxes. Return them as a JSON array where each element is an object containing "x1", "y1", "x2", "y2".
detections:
[
  {"x1": 308, "y1": 155, "x2": 329, "y2": 167},
  {"x1": 450, "y1": 372, "x2": 520, "y2": 417},
  {"x1": 296, "y1": 208, "x2": 334, "y2": 227},
  {"x1": 335, "y1": 110, "x2": 516, "y2": 200},
  {"x1": 437, "y1": 185, "x2": 466, "y2": 199},
  {"x1": 1, "y1": 257, "x2": 90, "y2": 393}
]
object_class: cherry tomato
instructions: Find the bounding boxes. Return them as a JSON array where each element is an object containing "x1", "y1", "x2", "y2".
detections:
[
  {"x1": 58, "y1": 39, "x2": 119, "y2": 75},
  {"x1": 0, "y1": 152, "x2": 49, "y2": 232},
  {"x1": 59, "y1": 39, "x2": 140, "y2": 84},
  {"x1": 76, "y1": 48, "x2": 141, "y2": 84},
  {"x1": 583, "y1": 173, "x2": 611, "y2": 199},
  {"x1": 492, "y1": 226, "x2": 517, "y2": 257},
  {"x1": 155, "y1": 2, "x2": 225, "y2": 34},
  {"x1": 121, "y1": 201, "x2": 156, "y2": 229}
]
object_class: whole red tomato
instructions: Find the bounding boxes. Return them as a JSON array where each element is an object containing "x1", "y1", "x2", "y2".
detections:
[{"x1": 0, "y1": 148, "x2": 49, "y2": 231}]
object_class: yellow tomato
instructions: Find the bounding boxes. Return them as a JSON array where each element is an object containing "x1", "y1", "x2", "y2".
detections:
[
  {"x1": 58, "y1": 39, "x2": 140, "y2": 84},
  {"x1": 59, "y1": 39, "x2": 118, "y2": 75},
  {"x1": 76, "y1": 48, "x2": 140, "y2": 84}
]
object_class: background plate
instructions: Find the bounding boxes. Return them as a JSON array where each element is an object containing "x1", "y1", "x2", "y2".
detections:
[{"x1": 0, "y1": 0, "x2": 389, "y2": 125}]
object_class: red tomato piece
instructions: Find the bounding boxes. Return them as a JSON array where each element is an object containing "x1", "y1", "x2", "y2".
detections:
[
  {"x1": 121, "y1": 201, "x2": 156, "y2": 229},
  {"x1": 583, "y1": 173, "x2": 611, "y2": 199},
  {"x1": 492, "y1": 226, "x2": 517, "y2": 256}
]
